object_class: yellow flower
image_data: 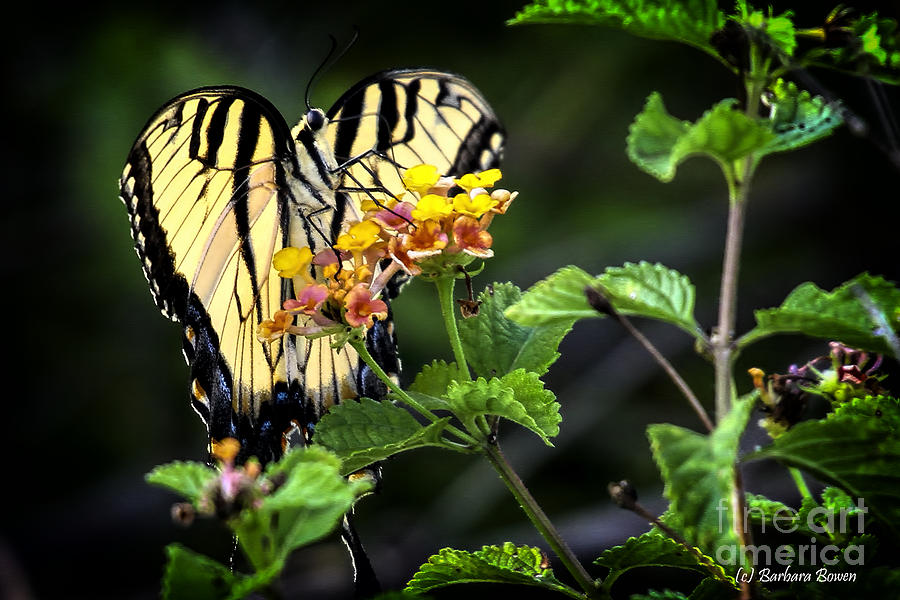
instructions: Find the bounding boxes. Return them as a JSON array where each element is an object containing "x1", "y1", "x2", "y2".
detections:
[
  {"x1": 452, "y1": 192, "x2": 498, "y2": 218},
  {"x1": 411, "y1": 194, "x2": 453, "y2": 221},
  {"x1": 402, "y1": 164, "x2": 441, "y2": 195},
  {"x1": 335, "y1": 220, "x2": 382, "y2": 253},
  {"x1": 456, "y1": 168, "x2": 502, "y2": 192},
  {"x1": 272, "y1": 246, "x2": 314, "y2": 279}
]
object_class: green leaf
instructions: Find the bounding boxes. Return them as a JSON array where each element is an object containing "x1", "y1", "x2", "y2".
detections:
[
  {"x1": 405, "y1": 543, "x2": 576, "y2": 597},
  {"x1": 627, "y1": 94, "x2": 775, "y2": 183},
  {"x1": 233, "y1": 446, "x2": 367, "y2": 570},
  {"x1": 460, "y1": 282, "x2": 574, "y2": 377},
  {"x1": 146, "y1": 461, "x2": 217, "y2": 504},
  {"x1": 758, "y1": 79, "x2": 842, "y2": 156},
  {"x1": 445, "y1": 378, "x2": 554, "y2": 444},
  {"x1": 739, "y1": 9, "x2": 797, "y2": 58},
  {"x1": 504, "y1": 266, "x2": 597, "y2": 327},
  {"x1": 744, "y1": 493, "x2": 799, "y2": 531},
  {"x1": 745, "y1": 398, "x2": 900, "y2": 539},
  {"x1": 647, "y1": 397, "x2": 755, "y2": 565},
  {"x1": 741, "y1": 273, "x2": 900, "y2": 357},
  {"x1": 833, "y1": 395, "x2": 900, "y2": 431},
  {"x1": 500, "y1": 370, "x2": 561, "y2": 439},
  {"x1": 595, "y1": 261, "x2": 701, "y2": 337},
  {"x1": 689, "y1": 578, "x2": 743, "y2": 600},
  {"x1": 508, "y1": 0, "x2": 726, "y2": 58},
  {"x1": 161, "y1": 544, "x2": 275, "y2": 600},
  {"x1": 315, "y1": 398, "x2": 454, "y2": 474},
  {"x1": 594, "y1": 531, "x2": 735, "y2": 595},
  {"x1": 408, "y1": 359, "x2": 466, "y2": 398}
]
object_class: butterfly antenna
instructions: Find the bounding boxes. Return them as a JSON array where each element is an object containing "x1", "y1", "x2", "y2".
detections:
[
  {"x1": 306, "y1": 35, "x2": 339, "y2": 111},
  {"x1": 305, "y1": 29, "x2": 361, "y2": 111}
]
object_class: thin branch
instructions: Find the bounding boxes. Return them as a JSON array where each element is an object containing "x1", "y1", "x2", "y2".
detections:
[{"x1": 585, "y1": 287, "x2": 714, "y2": 432}]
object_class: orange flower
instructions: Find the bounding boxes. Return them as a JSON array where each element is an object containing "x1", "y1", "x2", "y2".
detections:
[
  {"x1": 256, "y1": 310, "x2": 294, "y2": 342},
  {"x1": 404, "y1": 219, "x2": 448, "y2": 257},
  {"x1": 452, "y1": 216, "x2": 494, "y2": 258}
]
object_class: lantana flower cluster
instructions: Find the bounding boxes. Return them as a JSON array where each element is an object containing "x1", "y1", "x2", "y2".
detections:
[
  {"x1": 257, "y1": 165, "x2": 516, "y2": 342},
  {"x1": 750, "y1": 341, "x2": 886, "y2": 438}
]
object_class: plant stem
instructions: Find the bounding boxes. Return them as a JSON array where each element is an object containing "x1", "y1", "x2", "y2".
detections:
[
  {"x1": 483, "y1": 442, "x2": 599, "y2": 598},
  {"x1": 713, "y1": 190, "x2": 745, "y2": 422},
  {"x1": 434, "y1": 275, "x2": 470, "y2": 378},
  {"x1": 614, "y1": 312, "x2": 714, "y2": 432},
  {"x1": 350, "y1": 337, "x2": 479, "y2": 447},
  {"x1": 789, "y1": 466, "x2": 814, "y2": 502}
]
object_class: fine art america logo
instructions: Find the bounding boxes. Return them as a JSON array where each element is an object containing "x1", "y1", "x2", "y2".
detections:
[{"x1": 715, "y1": 497, "x2": 866, "y2": 583}]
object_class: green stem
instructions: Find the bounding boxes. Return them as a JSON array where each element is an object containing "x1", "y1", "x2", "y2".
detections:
[
  {"x1": 483, "y1": 442, "x2": 599, "y2": 598},
  {"x1": 789, "y1": 466, "x2": 814, "y2": 502},
  {"x1": 434, "y1": 275, "x2": 470, "y2": 379},
  {"x1": 349, "y1": 337, "x2": 479, "y2": 447}
]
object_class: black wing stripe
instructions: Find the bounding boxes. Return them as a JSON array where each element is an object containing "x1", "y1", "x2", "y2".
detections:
[
  {"x1": 376, "y1": 79, "x2": 399, "y2": 152},
  {"x1": 204, "y1": 98, "x2": 234, "y2": 167},
  {"x1": 188, "y1": 98, "x2": 210, "y2": 161},
  {"x1": 232, "y1": 101, "x2": 263, "y2": 322},
  {"x1": 332, "y1": 89, "x2": 364, "y2": 162}
]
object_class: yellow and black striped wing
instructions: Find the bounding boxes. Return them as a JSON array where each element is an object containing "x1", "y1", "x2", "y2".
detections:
[
  {"x1": 326, "y1": 68, "x2": 505, "y2": 208},
  {"x1": 120, "y1": 87, "x2": 314, "y2": 462}
]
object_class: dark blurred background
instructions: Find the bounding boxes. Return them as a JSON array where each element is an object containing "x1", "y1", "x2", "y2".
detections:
[{"x1": 4, "y1": 1, "x2": 898, "y2": 598}]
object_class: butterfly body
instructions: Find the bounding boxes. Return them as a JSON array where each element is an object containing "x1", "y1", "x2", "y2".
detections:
[{"x1": 120, "y1": 69, "x2": 504, "y2": 464}]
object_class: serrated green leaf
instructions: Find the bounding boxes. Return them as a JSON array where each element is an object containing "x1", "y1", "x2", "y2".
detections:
[
  {"x1": 233, "y1": 447, "x2": 366, "y2": 570},
  {"x1": 315, "y1": 398, "x2": 454, "y2": 474},
  {"x1": 746, "y1": 400, "x2": 900, "y2": 539},
  {"x1": 759, "y1": 79, "x2": 842, "y2": 155},
  {"x1": 500, "y1": 370, "x2": 561, "y2": 439},
  {"x1": 445, "y1": 378, "x2": 553, "y2": 445},
  {"x1": 595, "y1": 531, "x2": 735, "y2": 594},
  {"x1": 741, "y1": 273, "x2": 900, "y2": 357},
  {"x1": 408, "y1": 359, "x2": 466, "y2": 398},
  {"x1": 833, "y1": 395, "x2": 900, "y2": 430},
  {"x1": 508, "y1": 0, "x2": 726, "y2": 58},
  {"x1": 405, "y1": 543, "x2": 576, "y2": 597},
  {"x1": 162, "y1": 544, "x2": 275, "y2": 600},
  {"x1": 146, "y1": 461, "x2": 217, "y2": 504},
  {"x1": 504, "y1": 266, "x2": 598, "y2": 327},
  {"x1": 630, "y1": 95, "x2": 776, "y2": 182},
  {"x1": 460, "y1": 283, "x2": 573, "y2": 377},
  {"x1": 647, "y1": 397, "x2": 754, "y2": 565},
  {"x1": 595, "y1": 261, "x2": 701, "y2": 337}
]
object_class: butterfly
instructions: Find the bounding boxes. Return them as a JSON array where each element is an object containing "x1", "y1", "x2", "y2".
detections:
[
  {"x1": 119, "y1": 68, "x2": 504, "y2": 465},
  {"x1": 119, "y1": 68, "x2": 504, "y2": 593}
]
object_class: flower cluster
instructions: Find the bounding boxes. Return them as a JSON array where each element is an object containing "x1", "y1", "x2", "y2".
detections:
[
  {"x1": 750, "y1": 342, "x2": 886, "y2": 438},
  {"x1": 171, "y1": 438, "x2": 280, "y2": 524},
  {"x1": 257, "y1": 165, "x2": 516, "y2": 342}
]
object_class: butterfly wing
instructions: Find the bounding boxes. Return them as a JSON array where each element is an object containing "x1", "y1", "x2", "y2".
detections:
[
  {"x1": 120, "y1": 87, "x2": 313, "y2": 463},
  {"x1": 322, "y1": 68, "x2": 506, "y2": 403},
  {"x1": 326, "y1": 68, "x2": 505, "y2": 203}
]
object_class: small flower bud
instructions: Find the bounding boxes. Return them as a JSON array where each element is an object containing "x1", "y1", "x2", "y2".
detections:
[{"x1": 608, "y1": 480, "x2": 638, "y2": 509}]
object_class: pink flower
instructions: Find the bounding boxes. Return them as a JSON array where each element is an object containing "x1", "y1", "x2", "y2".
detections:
[{"x1": 343, "y1": 283, "x2": 388, "y2": 328}]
